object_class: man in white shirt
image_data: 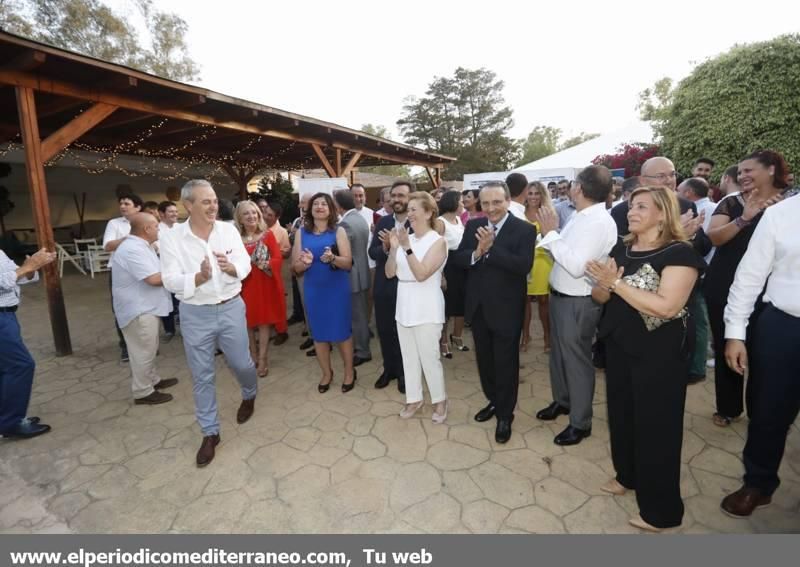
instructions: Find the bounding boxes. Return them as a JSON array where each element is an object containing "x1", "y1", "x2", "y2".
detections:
[
  {"x1": 103, "y1": 193, "x2": 143, "y2": 362},
  {"x1": 112, "y1": 213, "x2": 177, "y2": 406},
  {"x1": 159, "y1": 180, "x2": 258, "y2": 467},
  {"x1": 721, "y1": 194, "x2": 800, "y2": 518},
  {"x1": 505, "y1": 173, "x2": 528, "y2": 220},
  {"x1": 0, "y1": 247, "x2": 56, "y2": 439},
  {"x1": 156, "y1": 200, "x2": 180, "y2": 339},
  {"x1": 536, "y1": 165, "x2": 618, "y2": 446}
]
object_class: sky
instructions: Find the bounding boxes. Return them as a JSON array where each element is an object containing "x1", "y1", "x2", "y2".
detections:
[{"x1": 112, "y1": 0, "x2": 800, "y2": 144}]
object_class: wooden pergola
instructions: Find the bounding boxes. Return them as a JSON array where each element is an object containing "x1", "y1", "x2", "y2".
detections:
[{"x1": 0, "y1": 31, "x2": 455, "y2": 356}]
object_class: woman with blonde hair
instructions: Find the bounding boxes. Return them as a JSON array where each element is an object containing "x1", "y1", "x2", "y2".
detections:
[
  {"x1": 235, "y1": 200, "x2": 285, "y2": 377},
  {"x1": 586, "y1": 186, "x2": 705, "y2": 532},
  {"x1": 521, "y1": 181, "x2": 556, "y2": 351},
  {"x1": 386, "y1": 191, "x2": 449, "y2": 423}
]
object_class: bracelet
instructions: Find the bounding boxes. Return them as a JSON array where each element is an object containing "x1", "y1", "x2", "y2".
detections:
[
  {"x1": 734, "y1": 216, "x2": 752, "y2": 229},
  {"x1": 608, "y1": 278, "x2": 621, "y2": 293}
]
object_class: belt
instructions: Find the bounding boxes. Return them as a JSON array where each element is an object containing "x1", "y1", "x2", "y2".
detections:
[
  {"x1": 216, "y1": 294, "x2": 240, "y2": 305},
  {"x1": 0, "y1": 305, "x2": 18, "y2": 312},
  {"x1": 550, "y1": 287, "x2": 590, "y2": 299}
]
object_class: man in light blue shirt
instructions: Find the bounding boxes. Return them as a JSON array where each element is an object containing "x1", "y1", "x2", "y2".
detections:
[{"x1": 112, "y1": 213, "x2": 177, "y2": 405}]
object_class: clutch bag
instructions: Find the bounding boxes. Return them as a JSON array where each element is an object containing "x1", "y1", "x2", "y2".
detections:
[
  {"x1": 250, "y1": 238, "x2": 271, "y2": 273},
  {"x1": 622, "y1": 262, "x2": 687, "y2": 331}
]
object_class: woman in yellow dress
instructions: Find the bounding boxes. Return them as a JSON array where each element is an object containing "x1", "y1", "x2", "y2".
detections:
[{"x1": 522, "y1": 181, "x2": 556, "y2": 351}]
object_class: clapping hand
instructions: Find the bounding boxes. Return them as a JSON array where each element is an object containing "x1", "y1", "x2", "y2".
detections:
[
  {"x1": 585, "y1": 258, "x2": 624, "y2": 290},
  {"x1": 299, "y1": 248, "x2": 314, "y2": 268},
  {"x1": 536, "y1": 207, "x2": 559, "y2": 236},
  {"x1": 214, "y1": 251, "x2": 236, "y2": 276},
  {"x1": 23, "y1": 248, "x2": 57, "y2": 270},
  {"x1": 198, "y1": 257, "x2": 212, "y2": 283},
  {"x1": 475, "y1": 226, "x2": 495, "y2": 257},
  {"x1": 378, "y1": 229, "x2": 392, "y2": 252},
  {"x1": 397, "y1": 227, "x2": 411, "y2": 250},
  {"x1": 680, "y1": 210, "x2": 704, "y2": 237},
  {"x1": 742, "y1": 188, "x2": 783, "y2": 221},
  {"x1": 388, "y1": 229, "x2": 400, "y2": 251},
  {"x1": 320, "y1": 246, "x2": 335, "y2": 264}
]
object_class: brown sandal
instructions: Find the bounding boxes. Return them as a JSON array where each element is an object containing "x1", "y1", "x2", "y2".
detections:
[{"x1": 712, "y1": 413, "x2": 740, "y2": 427}]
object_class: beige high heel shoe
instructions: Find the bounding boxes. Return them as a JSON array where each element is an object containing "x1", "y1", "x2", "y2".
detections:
[
  {"x1": 432, "y1": 400, "x2": 448, "y2": 424},
  {"x1": 399, "y1": 401, "x2": 424, "y2": 419}
]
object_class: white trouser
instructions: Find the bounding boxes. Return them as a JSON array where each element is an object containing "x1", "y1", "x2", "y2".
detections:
[
  {"x1": 121, "y1": 314, "x2": 163, "y2": 399},
  {"x1": 396, "y1": 322, "x2": 446, "y2": 404}
]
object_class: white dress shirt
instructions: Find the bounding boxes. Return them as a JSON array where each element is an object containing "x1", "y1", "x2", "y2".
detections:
[
  {"x1": 159, "y1": 220, "x2": 251, "y2": 305},
  {"x1": 0, "y1": 251, "x2": 38, "y2": 308},
  {"x1": 695, "y1": 197, "x2": 719, "y2": 264},
  {"x1": 509, "y1": 200, "x2": 526, "y2": 220},
  {"x1": 724, "y1": 195, "x2": 800, "y2": 340},
  {"x1": 538, "y1": 202, "x2": 618, "y2": 296},
  {"x1": 111, "y1": 235, "x2": 171, "y2": 328},
  {"x1": 102, "y1": 217, "x2": 131, "y2": 264}
]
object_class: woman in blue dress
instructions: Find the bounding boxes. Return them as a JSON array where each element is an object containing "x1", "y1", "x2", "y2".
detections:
[{"x1": 292, "y1": 192, "x2": 356, "y2": 393}]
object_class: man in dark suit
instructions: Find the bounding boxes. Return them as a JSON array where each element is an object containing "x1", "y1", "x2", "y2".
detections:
[
  {"x1": 335, "y1": 190, "x2": 372, "y2": 366},
  {"x1": 368, "y1": 181, "x2": 413, "y2": 393},
  {"x1": 452, "y1": 182, "x2": 537, "y2": 443}
]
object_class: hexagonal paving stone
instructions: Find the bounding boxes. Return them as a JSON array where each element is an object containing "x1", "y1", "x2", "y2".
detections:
[
  {"x1": 462, "y1": 499, "x2": 509, "y2": 533},
  {"x1": 390, "y1": 462, "x2": 441, "y2": 511},
  {"x1": 534, "y1": 476, "x2": 590, "y2": 517},
  {"x1": 372, "y1": 416, "x2": 428, "y2": 463},
  {"x1": 427, "y1": 440, "x2": 489, "y2": 471},
  {"x1": 353, "y1": 436, "x2": 387, "y2": 460},
  {"x1": 468, "y1": 462, "x2": 534, "y2": 509},
  {"x1": 505, "y1": 505, "x2": 566, "y2": 534}
]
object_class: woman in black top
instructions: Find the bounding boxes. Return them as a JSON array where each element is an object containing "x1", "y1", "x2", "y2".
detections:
[
  {"x1": 587, "y1": 186, "x2": 704, "y2": 532},
  {"x1": 704, "y1": 150, "x2": 787, "y2": 426}
]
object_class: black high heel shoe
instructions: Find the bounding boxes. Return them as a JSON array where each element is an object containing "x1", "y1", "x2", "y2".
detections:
[
  {"x1": 439, "y1": 341, "x2": 453, "y2": 359},
  {"x1": 341, "y1": 369, "x2": 357, "y2": 393},
  {"x1": 318, "y1": 371, "x2": 334, "y2": 393},
  {"x1": 450, "y1": 334, "x2": 470, "y2": 352}
]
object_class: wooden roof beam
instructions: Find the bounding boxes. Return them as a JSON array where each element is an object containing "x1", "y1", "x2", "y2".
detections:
[
  {"x1": 102, "y1": 75, "x2": 138, "y2": 91},
  {"x1": 2, "y1": 50, "x2": 46, "y2": 72},
  {"x1": 41, "y1": 102, "x2": 119, "y2": 161},
  {"x1": 341, "y1": 152, "x2": 362, "y2": 178},
  {"x1": 310, "y1": 143, "x2": 336, "y2": 178},
  {"x1": 0, "y1": 69, "x2": 447, "y2": 168}
]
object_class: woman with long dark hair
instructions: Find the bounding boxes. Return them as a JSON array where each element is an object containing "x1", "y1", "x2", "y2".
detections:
[{"x1": 704, "y1": 150, "x2": 787, "y2": 427}]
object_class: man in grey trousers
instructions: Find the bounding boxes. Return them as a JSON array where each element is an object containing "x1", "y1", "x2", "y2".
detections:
[
  {"x1": 535, "y1": 165, "x2": 618, "y2": 446},
  {"x1": 334, "y1": 190, "x2": 372, "y2": 366}
]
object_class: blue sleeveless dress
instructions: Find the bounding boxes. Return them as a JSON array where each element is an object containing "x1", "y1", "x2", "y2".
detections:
[{"x1": 301, "y1": 227, "x2": 352, "y2": 342}]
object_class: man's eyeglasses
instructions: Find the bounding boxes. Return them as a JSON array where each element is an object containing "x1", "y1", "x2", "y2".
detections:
[{"x1": 642, "y1": 171, "x2": 677, "y2": 182}]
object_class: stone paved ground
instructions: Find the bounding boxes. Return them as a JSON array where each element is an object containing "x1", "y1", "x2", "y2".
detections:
[{"x1": 1, "y1": 273, "x2": 798, "y2": 534}]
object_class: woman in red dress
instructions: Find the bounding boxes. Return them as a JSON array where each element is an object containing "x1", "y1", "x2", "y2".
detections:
[{"x1": 235, "y1": 200, "x2": 285, "y2": 377}]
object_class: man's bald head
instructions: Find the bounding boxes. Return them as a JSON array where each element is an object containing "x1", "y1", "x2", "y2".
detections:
[
  {"x1": 640, "y1": 156, "x2": 677, "y2": 191},
  {"x1": 129, "y1": 212, "x2": 159, "y2": 244}
]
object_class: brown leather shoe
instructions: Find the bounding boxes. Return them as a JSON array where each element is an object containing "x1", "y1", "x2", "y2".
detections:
[
  {"x1": 236, "y1": 398, "x2": 255, "y2": 424},
  {"x1": 154, "y1": 378, "x2": 179, "y2": 390},
  {"x1": 196, "y1": 434, "x2": 220, "y2": 467},
  {"x1": 134, "y1": 391, "x2": 173, "y2": 405},
  {"x1": 721, "y1": 486, "x2": 772, "y2": 518}
]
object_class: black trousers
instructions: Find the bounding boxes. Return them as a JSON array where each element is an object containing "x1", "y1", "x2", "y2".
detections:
[
  {"x1": 471, "y1": 306, "x2": 521, "y2": 420},
  {"x1": 605, "y1": 334, "x2": 687, "y2": 528},
  {"x1": 706, "y1": 294, "x2": 754, "y2": 418},
  {"x1": 743, "y1": 305, "x2": 800, "y2": 496},
  {"x1": 290, "y1": 275, "x2": 304, "y2": 321},
  {"x1": 108, "y1": 270, "x2": 126, "y2": 350},
  {"x1": 374, "y1": 285, "x2": 403, "y2": 379},
  {"x1": 161, "y1": 294, "x2": 179, "y2": 335}
]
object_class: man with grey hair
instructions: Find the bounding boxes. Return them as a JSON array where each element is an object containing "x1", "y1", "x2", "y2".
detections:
[
  {"x1": 160, "y1": 180, "x2": 258, "y2": 467},
  {"x1": 536, "y1": 165, "x2": 618, "y2": 446}
]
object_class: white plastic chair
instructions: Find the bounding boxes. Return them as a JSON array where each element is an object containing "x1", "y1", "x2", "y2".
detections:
[
  {"x1": 56, "y1": 243, "x2": 87, "y2": 276},
  {"x1": 73, "y1": 238, "x2": 98, "y2": 271},
  {"x1": 86, "y1": 244, "x2": 112, "y2": 278}
]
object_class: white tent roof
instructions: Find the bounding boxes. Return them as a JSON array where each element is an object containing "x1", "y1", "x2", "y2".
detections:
[{"x1": 513, "y1": 121, "x2": 655, "y2": 171}]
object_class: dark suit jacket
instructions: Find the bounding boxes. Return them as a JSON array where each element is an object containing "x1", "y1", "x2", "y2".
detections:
[
  {"x1": 452, "y1": 214, "x2": 537, "y2": 330},
  {"x1": 368, "y1": 214, "x2": 411, "y2": 298},
  {"x1": 610, "y1": 197, "x2": 712, "y2": 257}
]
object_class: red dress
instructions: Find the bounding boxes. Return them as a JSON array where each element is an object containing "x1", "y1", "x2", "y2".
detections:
[{"x1": 242, "y1": 231, "x2": 285, "y2": 328}]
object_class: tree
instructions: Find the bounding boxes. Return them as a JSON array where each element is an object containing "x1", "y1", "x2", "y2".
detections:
[
  {"x1": 397, "y1": 67, "x2": 518, "y2": 180},
  {"x1": 255, "y1": 174, "x2": 297, "y2": 225},
  {"x1": 357, "y1": 124, "x2": 412, "y2": 178},
  {"x1": 649, "y1": 34, "x2": 800, "y2": 179},
  {"x1": 0, "y1": 0, "x2": 199, "y2": 81},
  {"x1": 516, "y1": 126, "x2": 561, "y2": 166},
  {"x1": 636, "y1": 77, "x2": 674, "y2": 121},
  {"x1": 560, "y1": 132, "x2": 600, "y2": 150},
  {"x1": 591, "y1": 143, "x2": 661, "y2": 177}
]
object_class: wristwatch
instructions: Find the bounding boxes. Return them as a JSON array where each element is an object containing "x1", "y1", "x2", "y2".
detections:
[
  {"x1": 734, "y1": 216, "x2": 752, "y2": 229},
  {"x1": 405, "y1": 248, "x2": 413, "y2": 256}
]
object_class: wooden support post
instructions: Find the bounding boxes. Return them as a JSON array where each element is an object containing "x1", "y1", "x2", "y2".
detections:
[
  {"x1": 425, "y1": 167, "x2": 437, "y2": 188},
  {"x1": 310, "y1": 143, "x2": 336, "y2": 177},
  {"x1": 341, "y1": 152, "x2": 362, "y2": 179},
  {"x1": 335, "y1": 148, "x2": 342, "y2": 177},
  {"x1": 222, "y1": 164, "x2": 255, "y2": 200},
  {"x1": 435, "y1": 167, "x2": 442, "y2": 188},
  {"x1": 349, "y1": 170, "x2": 355, "y2": 186},
  {"x1": 15, "y1": 86, "x2": 72, "y2": 356}
]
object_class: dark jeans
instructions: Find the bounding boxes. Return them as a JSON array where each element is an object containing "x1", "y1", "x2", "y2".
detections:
[
  {"x1": 161, "y1": 294, "x2": 179, "y2": 335},
  {"x1": 743, "y1": 305, "x2": 800, "y2": 496},
  {"x1": 0, "y1": 312, "x2": 36, "y2": 432}
]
